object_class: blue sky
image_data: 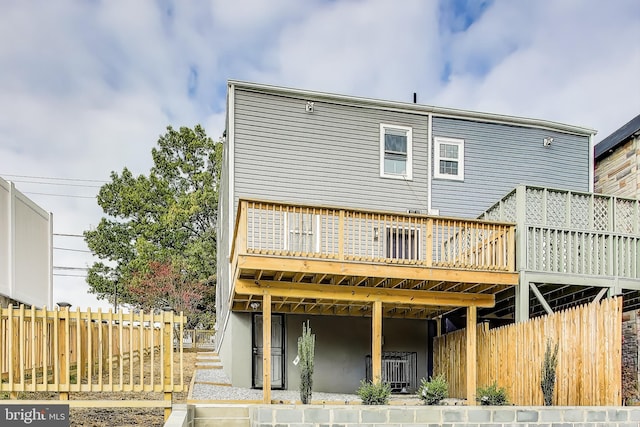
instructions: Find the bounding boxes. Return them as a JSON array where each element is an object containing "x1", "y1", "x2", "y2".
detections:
[{"x1": 1, "y1": 0, "x2": 639, "y2": 309}]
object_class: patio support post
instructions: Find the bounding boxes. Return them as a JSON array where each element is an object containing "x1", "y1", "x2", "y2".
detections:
[
  {"x1": 262, "y1": 293, "x2": 272, "y2": 404},
  {"x1": 515, "y1": 273, "x2": 530, "y2": 322},
  {"x1": 372, "y1": 300, "x2": 382, "y2": 383},
  {"x1": 466, "y1": 305, "x2": 477, "y2": 406}
]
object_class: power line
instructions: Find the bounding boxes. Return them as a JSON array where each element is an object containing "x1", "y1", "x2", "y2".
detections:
[
  {"x1": 1, "y1": 173, "x2": 107, "y2": 184},
  {"x1": 24, "y1": 191, "x2": 96, "y2": 199},
  {"x1": 54, "y1": 266, "x2": 89, "y2": 271},
  {"x1": 10, "y1": 179, "x2": 102, "y2": 188},
  {"x1": 53, "y1": 246, "x2": 93, "y2": 254},
  {"x1": 53, "y1": 273, "x2": 87, "y2": 279},
  {"x1": 54, "y1": 233, "x2": 85, "y2": 238}
]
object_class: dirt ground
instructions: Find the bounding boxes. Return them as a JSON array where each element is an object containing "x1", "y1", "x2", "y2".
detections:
[{"x1": 3, "y1": 351, "x2": 198, "y2": 427}]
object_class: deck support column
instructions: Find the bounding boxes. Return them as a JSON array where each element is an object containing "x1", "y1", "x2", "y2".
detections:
[
  {"x1": 262, "y1": 294, "x2": 272, "y2": 404},
  {"x1": 466, "y1": 305, "x2": 477, "y2": 406},
  {"x1": 372, "y1": 300, "x2": 382, "y2": 383},
  {"x1": 515, "y1": 273, "x2": 530, "y2": 322}
]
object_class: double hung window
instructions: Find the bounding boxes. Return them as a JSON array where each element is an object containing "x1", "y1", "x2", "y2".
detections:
[
  {"x1": 380, "y1": 124, "x2": 413, "y2": 180},
  {"x1": 434, "y1": 137, "x2": 464, "y2": 180}
]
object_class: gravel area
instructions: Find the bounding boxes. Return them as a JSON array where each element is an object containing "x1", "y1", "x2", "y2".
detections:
[
  {"x1": 192, "y1": 366, "x2": 363, "y2": 402},
  {"x1": 190, "y1": 364, "x2": 423, "y2": 404},
  {"x1": 194, "y1": 368, "x2": 231, "y2": 384},
  {"x1": 190, "y1": 382, "x2": 362, "y2": 403}
]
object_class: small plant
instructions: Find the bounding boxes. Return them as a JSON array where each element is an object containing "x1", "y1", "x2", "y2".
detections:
[
  {"x1": 540, "y1": 338, "x2": 559, "y2": 406},
  {"x1": 357, "y1": 379, "x2": 391, "y2": 405},
  {"x1": 476, "y1": 382, "x2": 509, "y2": 405},
  {"x1": 298, "y1": 320, "x2": 315, "y2": 404},
  {"x1": 417, "y1": 374, "x2": 449, "y2": 405}
]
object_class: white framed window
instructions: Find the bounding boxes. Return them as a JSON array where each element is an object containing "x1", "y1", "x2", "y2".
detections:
[
  {"x1": 434, "y1": 137, "x2": 464, "y2": 181},
  {"x1": 284, "y1": 212, "x2": 320, "y2": 253},
  {"x1": 385, "y1": 226, "x2": 421, "y2": 260},
  {"x1": 380, "y1": 124, "x2": 413, "y2": 180}
]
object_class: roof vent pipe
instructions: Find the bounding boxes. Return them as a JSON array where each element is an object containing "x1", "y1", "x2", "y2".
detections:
[{"x1": 413, "y1": 92, "x2": 417, "y2": 104}]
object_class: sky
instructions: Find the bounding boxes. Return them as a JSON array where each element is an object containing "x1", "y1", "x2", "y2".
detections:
[{"x1": 0, "y1": 0, "x2": 639, "y2": 311}]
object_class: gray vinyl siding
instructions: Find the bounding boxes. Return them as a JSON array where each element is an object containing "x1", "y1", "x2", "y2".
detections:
[
  {"x1": 233, "y1": 89, "x2": 429, "y2": 213},
  {"x1": 431, "y1": 117, "x2": 590, "y2": 218}
]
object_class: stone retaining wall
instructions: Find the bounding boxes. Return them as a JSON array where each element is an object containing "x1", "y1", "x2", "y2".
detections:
[{"x1": 249, "y1": 405, "x2": 640, "y2": 427}]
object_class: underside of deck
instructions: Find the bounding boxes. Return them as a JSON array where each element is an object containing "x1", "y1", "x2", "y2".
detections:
[{"x1": 231, "y1": 254, "x2": 518, "y2": 319}]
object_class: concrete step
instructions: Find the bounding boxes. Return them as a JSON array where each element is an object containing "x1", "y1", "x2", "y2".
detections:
[
  {"x1": 196, "y1": 362, "x2": 223, "y2": 369},
  {"x1": 193, "y1": 404, "x2": 250, "y2": 427}
]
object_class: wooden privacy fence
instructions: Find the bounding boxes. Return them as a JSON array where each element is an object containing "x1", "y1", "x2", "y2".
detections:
[
  {"x1": 182, "y1": 329, "x2": 215, "y2": 350},
  {"x1": 1, "y1": 305, "x2": 185, "y2": 417},
  {"x1": 434, "y1": 297, "x2": 622, "y2": 405}
]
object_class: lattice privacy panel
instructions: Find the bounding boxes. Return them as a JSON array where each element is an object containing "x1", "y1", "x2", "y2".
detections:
[
  {"x1": 570, "y1": 194, "x2": 591, "y2": 230},
  {"x1": 546, "y1": 190, "x2": 567, "y2": 228},
  {"x1": 593, "y1": 196, "x2": 610, "y2": 231},
  {"x1": 526, "y1": 188, "x2": 544, "y2": 224},
  {"x1": 502, "y1": 192, "x2": 517, "y2": 222},
  {"x1": 615, "y1": 199, "x2": 637, "y2": 234}
]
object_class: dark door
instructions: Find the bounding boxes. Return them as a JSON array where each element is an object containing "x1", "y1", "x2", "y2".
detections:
[{"x1": 252, "y1": 314, "x2": 285, "y2": 389}]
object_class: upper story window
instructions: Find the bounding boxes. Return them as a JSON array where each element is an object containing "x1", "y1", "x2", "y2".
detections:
[
  {"x1": 380, "y1": 124, "x2": 413, "y2": 180},
  {"x1": 434, "y1": 137, "x2": 464, "y2": 181}
]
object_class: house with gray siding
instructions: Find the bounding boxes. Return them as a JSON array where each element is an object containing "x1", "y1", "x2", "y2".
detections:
[{"x1": 215, "y1": 80, "x2": 637, "y2": 403}]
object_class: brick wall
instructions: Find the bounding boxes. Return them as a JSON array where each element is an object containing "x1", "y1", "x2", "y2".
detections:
[{"x1": 595, "y1": 136, "x2": 640, "y2": 198}]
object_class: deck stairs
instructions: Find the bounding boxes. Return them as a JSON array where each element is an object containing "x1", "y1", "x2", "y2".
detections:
[
  {"x1": 187, "y1": 352, "x2": 250, "y2": 426},
  {"x1": 195, "y1": 351, "x2": 224, "y2": 370}
]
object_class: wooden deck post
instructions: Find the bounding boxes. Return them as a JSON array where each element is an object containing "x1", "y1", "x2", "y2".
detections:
[
  {"x1": 58, "y1": 307, "x2": 69, "y2": 401},
  {"x1": 372, "y1": 300, "x2": 382, "y2": 383},
  {"x1": 466, "y1": 305, "x2": 477, "y2": 405},
  {"x1": 163, "y1": 311, "x2": 173, "y2": 421},
  {"x1": 262, "y1": 294, "x2": 272, "y2": 404}
]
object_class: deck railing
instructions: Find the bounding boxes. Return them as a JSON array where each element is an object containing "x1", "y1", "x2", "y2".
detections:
[
  {"x1": 233, "y1": 200, "x2": 516, "y2": 272},
  {"x1": 480, "y1": 185, "x2": 640, "y2": 278},
  {"x1": 1, "y1": 305, "x2": 185, "y2": 396}
]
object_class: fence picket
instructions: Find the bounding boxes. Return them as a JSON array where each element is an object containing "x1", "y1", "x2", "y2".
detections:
[
  {"x1": 1, "y1": 305, "x2": 184, "y2": 398},
  {"x1": 434, "y1": 297, "x2": 622, "y2": 405}
]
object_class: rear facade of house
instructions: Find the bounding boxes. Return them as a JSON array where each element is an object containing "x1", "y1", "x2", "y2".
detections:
[{"x1": 215, "y1": 80, "x2": 596, "y2": 395}]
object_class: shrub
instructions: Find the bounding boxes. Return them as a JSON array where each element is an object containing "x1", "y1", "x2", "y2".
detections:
[
  {"x1": 417, "y1": 374, "x2": 448, "y2": 405},
  {"x1": 357, "y1": 380, "x2": 391, "y2": 405},
  {"x1": 297, "y1": 320, "x2": 315, "y2": 404},
  {"x1": 476, "y1": 382, "x2": 509, "y2": 405},
  {"x1": 540, "y1": 339, "x2": 559, "y2": 406}
]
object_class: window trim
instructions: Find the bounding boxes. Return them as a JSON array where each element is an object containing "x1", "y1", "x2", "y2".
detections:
[
  {"x1": 380, "y1": 124, "x2": 413, "y2": 180},
  {"x1": 384, "y1": 225, "x2": 421, "y2": 261},
  {"x1": 434, "y1": 136, "x2": 464, "y2": 181}
]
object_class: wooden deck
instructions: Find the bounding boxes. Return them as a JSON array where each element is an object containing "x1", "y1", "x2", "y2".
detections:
[{"x1": 230, "y1": 200, "x2": 518, "y2": 320}]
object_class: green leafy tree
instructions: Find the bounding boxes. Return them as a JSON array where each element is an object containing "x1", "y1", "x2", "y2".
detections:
[{"x1": 84, "y1": 125, "x2": 221, "y2": 328}]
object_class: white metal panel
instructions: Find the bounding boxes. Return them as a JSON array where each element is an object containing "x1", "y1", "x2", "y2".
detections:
[
  {"x1": 0, "y1": 178, "x2": 10, "y2": 297},
  {"x1": 13, "y1": 190, "x2": 51, "y2": 307},
  {"x1": 0, "y1": 178, "x2": 52, "y2": 308}
]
